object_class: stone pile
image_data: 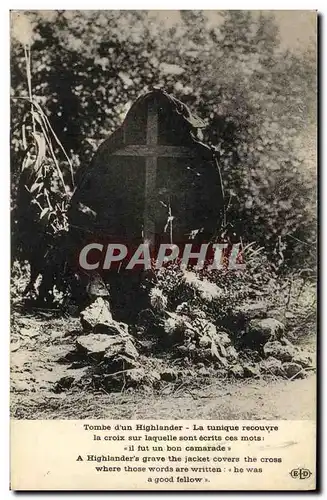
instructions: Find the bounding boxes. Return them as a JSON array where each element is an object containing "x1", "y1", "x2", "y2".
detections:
[
  {"x1": 232, "y1": 302, "x2": 313, "y2": 379},
  {"x1": 54, "y1": 293, "x2": 313, "y2": 394},
  {"x1": 151, "y1": 300, "x2": 313, "y2": 381},
  {"x1": 55, "y1": 297, "x2": 145, "y2": 392},
  {"x1": 55, "y1": 297, "x2": 184, "y2": 392}
]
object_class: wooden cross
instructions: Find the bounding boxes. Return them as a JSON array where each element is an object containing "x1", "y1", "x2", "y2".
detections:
[{"x1": 112, "y1": 98, "x2": 197, "y2": 245}]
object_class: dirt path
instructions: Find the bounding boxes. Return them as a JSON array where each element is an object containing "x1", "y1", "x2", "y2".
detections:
[
  {"x1": 11, "y1": 374, "x2": 316, "y2": 420},
  {"x1": 10, "y1": 309, "x2": 316, "y2": 420}
]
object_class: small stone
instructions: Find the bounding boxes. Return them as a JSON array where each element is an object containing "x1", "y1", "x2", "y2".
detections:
[
  {"x1": 205, "y1": 322, "x2": 217, "y2": 337},
  {"x1": 282, "y1": 362, "x2": 304, "y2": 379},
  {"x1": 104, "y1": 354, "x2": 140, "y2": 373},
  {"x1": 199, "y1": 335, "x2": 211, "y2": 348},
  {"x1": 54, "y1": 367, "x2": 89, "y2": 392},
  {"x1": 176, "y1": 345, "x2": 188, "y2": 356},
  {"x1": 225, "y1": 345, "x2": 238, "y2": 361},
  {"x1": 87, "y1": 273, "x2": 110, "y2": 298},
  {"x1": 184, "y1": 329, "x2": 196, "y2": 340},
  {"x1": 263, "y1": 341, "x2": 294, "y2": 362},
  {"x1": 53, "y1": 376, "x2": 75, "y2": 392},
  {"x1": 149, "y1": 371, "x2": 161, "y2": 383},
  {"x1": 160, "y1": 369, "x2": 178, "y2": 382},
  {"x1": 21, "y1": 327, "x2": 38, "y2": 338},
  {"x1": 95, "y1": 320, "x2": 129, "y2": 336},
  {"x1": 214, "y1": 331, "x2": 232, "y2": 346},
  {"x1": 260, "y1": 356, "x2": 283, "y2": 376},
  {"x1": 234, "y1": 302, "x2": 268, "y2": 321},
  {"x1": 103, "y1": 338, "x2": 139, "y2": 361},
  {"x1": 292, "y1": 353, "x2": 313, "y2": 368},
  {"x1": 11, "y1": 342, "x2": 21, "y2": 352},
  {"x1": 229, "y1": 364, "x2": 244, "y2": 379},
  {"x1": 138, "y1": 339, "x2": 156, "y2": 354},
  {"x1": 279, "y1": 336, "x2": 294, "y2": 347},
  {"x1": 198, "y1": 367, "x2": 211, "y2": 377},
  {"x1": 243, "y1": 364, "x2": 260, "y2": 378},
  {"x1": 126, "y1": 368, "x2": 146, "y2": 386},
  {"x1": 122, "y1": 339, "x2": 139, "y2": 360},
  {"x1": 12, "y1": 380, "x2": 30, "y2": 392}
]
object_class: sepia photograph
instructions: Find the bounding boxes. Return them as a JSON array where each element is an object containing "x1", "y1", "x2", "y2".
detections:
[{"x1": 10, "y1": 10, "x2": 317, "y2": 422}]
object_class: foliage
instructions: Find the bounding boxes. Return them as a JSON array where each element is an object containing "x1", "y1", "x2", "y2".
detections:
[
  {"x1": 11, "y1": 38, "x2": 77, "y2": 303},
  {"x1": 10, "y1": 10, "x2": 316, "y2": 268},
  {"x1": 17, "y1": 97, "x2": 72, "y2": 232},
  {"x1": 149, "y1": 245, "x2": 316, "y2": 341}
]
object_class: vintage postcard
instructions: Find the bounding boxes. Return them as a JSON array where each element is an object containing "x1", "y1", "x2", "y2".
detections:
[{"x1": 10, "y1": 10, "x2": 317, "y2": 490}]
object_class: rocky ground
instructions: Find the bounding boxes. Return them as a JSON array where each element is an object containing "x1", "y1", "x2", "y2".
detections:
[{"x1": 10, "y1": 292, "x2": 316, "y2": 420}]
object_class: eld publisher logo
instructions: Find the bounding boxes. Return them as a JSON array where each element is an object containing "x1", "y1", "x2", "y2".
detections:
[{"x1": 290, "y1": 468, "x2": 312, "y2": 480}]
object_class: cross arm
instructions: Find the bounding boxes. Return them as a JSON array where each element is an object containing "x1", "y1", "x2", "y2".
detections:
[{"x1": 111, "y1": 145, "x2": 197, "y2": 158}]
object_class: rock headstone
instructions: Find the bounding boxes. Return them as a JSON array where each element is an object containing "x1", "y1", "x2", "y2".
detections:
[{"x1": 69, "y1": 88, "x2": 224, "y2": 251}]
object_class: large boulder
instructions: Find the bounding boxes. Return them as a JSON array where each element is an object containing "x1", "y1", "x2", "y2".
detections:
[
  {"x1": 263, "y1": 341, "x2": 294, "y2": 362},
  {"x1": 80, "y1": 297, "x2": 112, "y2": 330},
  {"x1": 76, "y1": 334, "x2": 117, "y2": 356},
  {"x1": 243, "y1": 318, "x2": 285, "y2": 350},
  {"x1": 76, "y1": 334, "x2": 138, "y2": 364}
]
